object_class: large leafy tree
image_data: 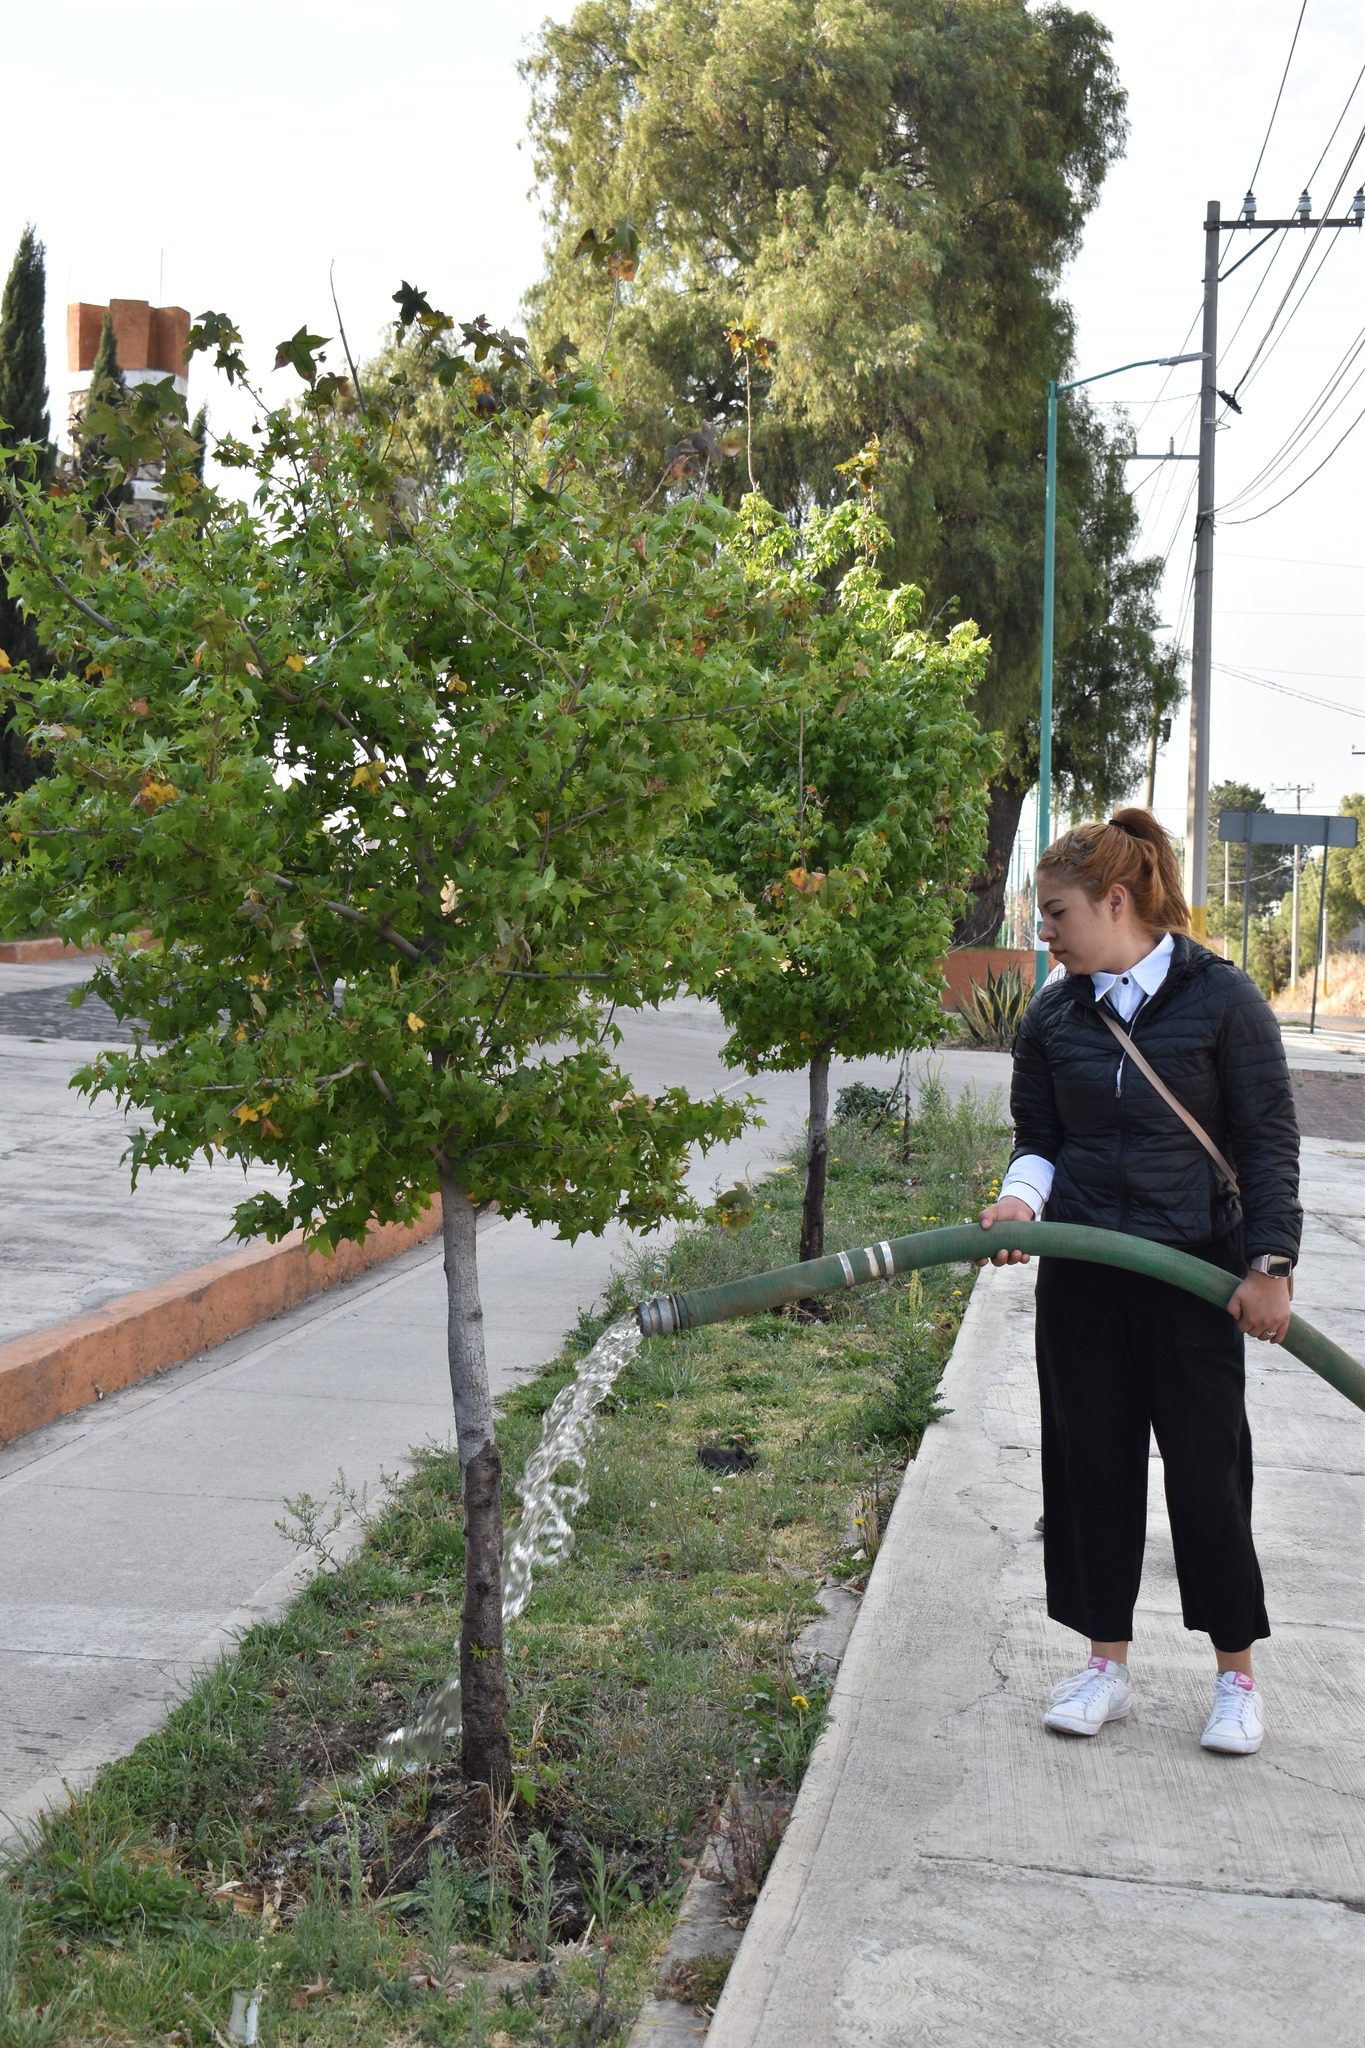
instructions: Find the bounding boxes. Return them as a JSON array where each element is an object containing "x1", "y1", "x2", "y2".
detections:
[
  {"x1": 0, "y1": 300, "x2": 759, "y2": 1788},
  {"x1": 700, "y1": 482, "x2": 994, "y2": 1265},
  {"x1": 0, "y1": 224, "x2": 53, "y2": 799},
  {"x1": 523, "y1": 0, "x2": 1176, "y2": 937}
]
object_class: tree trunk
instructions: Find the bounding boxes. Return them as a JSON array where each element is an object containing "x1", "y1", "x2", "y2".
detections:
[
  {"x1": 952, "y1": 768, "x2": 1029, "y2": 947},
  {"x1": 438, "y1": 1166, "x2": 511, "y2": 1794},
  {"x1": 799, "y1": 1053, "x2": 831, "y2": 1268}
]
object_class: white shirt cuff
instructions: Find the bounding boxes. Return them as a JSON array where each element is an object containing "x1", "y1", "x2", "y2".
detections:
[{"x1": 1000, "y1": 1154, "x2": 1054, "y2": 1215}]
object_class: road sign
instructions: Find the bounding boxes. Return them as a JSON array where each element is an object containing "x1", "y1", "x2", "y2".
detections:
[{"x1": 1218, "y1": 811, "x2": 1359, "y2": 848}]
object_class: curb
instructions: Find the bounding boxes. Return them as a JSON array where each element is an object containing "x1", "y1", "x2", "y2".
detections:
[
  {"x1": 0, "y1": 936, "x2": 101, "y2": 963},
  {"x1": 0, "y1": 1202, "x2": 443, "y2": 1448}
]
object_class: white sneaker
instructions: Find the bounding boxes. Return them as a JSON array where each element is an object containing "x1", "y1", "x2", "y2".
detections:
[
  {"x1": 1043, "y1": 1656, "x2": 1132, "y2": 1737},
  {"x1": 1201, "y1": 1672, "x2": 1264, "y2": 1755}
]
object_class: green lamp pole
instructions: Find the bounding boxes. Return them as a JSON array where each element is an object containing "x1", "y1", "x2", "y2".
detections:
[{"x1": 1035, "y1": 351, "x2": 1207, "y2": 990}]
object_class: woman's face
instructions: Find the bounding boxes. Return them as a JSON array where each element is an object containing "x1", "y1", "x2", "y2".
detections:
[{"x1": 1037, "y1": 881, "x2": 1138, "y2": 976}]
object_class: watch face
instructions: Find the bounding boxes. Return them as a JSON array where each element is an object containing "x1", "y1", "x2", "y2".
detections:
[{"x1": 1259, "y1": 1257, "x2": 1293, "y2": 1277}]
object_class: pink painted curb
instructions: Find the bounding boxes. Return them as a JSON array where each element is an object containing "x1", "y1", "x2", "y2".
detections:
[{"x1": 0, "y1": 1202, "x2": 443, "y2": 1448}]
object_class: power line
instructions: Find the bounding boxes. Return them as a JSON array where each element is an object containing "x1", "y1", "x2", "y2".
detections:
[
  {"x1": 1222, "y1": 397, "x2": 1365, "y2": 523},
  {"x1": 1218, "y1": 323, "x2": 1365, "y2": 512},
  {"x1": 1219, "y1": 550, "x2": 1364, "y2": 568},
  {"x1": 1246, "y1": 0, "x2": 1310, "y2": 194},
  {"x1": 1303, "y1": 58, "x2": 1365, "y2": 190},
  {"x1": 1213, "y1": 661, "x2": 1365, "y2": 718},
  {"x1": 1231, "y1": 122, "x2": 1365, "y2": 397},
  {"x1": 1216, "y1": 661, "x2": 1363, "y2": 678}
]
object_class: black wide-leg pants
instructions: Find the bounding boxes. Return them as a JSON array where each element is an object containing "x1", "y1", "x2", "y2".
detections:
[{"x1": 1035, "y1": 1236, "x2": 1269, "y2": 1653}]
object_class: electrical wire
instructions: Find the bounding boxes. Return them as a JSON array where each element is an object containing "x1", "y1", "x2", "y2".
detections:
[
  {"x1": 1230, "y1": 122, "x2": 1365, "y2": 398},
  {"x1": 1213, "y1": 661, "x2": 1365, "y2": 718},
  {"x1": 1245, "y1": 0, "x2": 1310, "y2": 195},
  {"x1": 1218, "y1": 323, "x2": 1365, "y2": 511},
  {"x1": 1220, "y1": 550, "x2": 1364, "y2": 568},
  {"x1": 1222, "y1": 396, "x2": 1365, "y2": 523},
  {"x1": 1302, "y1": 58, "x2": 1365, "y2": 190},
  {"x1": 1131, "y1": 307, "x2": 1202, "y2": 445}
]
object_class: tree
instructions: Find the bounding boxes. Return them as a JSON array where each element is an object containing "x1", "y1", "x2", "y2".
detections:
[
  {"x1": 523, "y1": 0, "x2": 1171, "y2": 936},
  {"x1": 698, "y1": 481, "x2": 994, "y2": 1266},
  {"x1": 0, "y1": 298, "x2": 761, "y2": 1788},
  {"x1": 188, "y1": 404, "x2": 209, "y2": 483},
  {"x1": 0, "y1": 224, "x2": 52, "y2": 799},
  {"x1": 75, "y1": 311, "x2": 134, "y2": 517}
]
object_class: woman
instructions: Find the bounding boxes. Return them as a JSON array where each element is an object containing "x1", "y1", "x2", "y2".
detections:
[{"x1": 978, "y1": 808, "x2": 1300, "y2": 1755}]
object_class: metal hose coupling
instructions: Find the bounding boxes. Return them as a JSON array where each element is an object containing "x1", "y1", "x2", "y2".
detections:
[{"x1": 636, "y1": 1292, "x2": 684, "y2": 1338}]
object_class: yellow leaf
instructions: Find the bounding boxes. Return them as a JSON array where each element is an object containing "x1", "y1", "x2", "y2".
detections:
[
  {"x1": 0, "y1": 649, "x2": 11, "y2": 674},
  {"x1": 234, "y1": 1102, "x2": 259, "y2": 1124},
  {"x1": 444, "y1": 674, "x2": 468, "y2": 693},
  {"x1": 440, "y1": 878, "x2": 460, "y2": 917},
  {"x1": 284, "y1": 653, "x2": 306, "y2": 673},
  {"x1": 191, "y1": 641, "x2": 207, "y2": 670},
  {"x1": 350, "y1": 758, "x2": 385, "y2": 792},
  {"x1": 407, "y1": 1012, "x2": 425, "y2": 1033}
]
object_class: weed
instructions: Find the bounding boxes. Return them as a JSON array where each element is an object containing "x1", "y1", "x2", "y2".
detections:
[
  {"x1": 660, "y1": 1947, "x2": 734, "y2": 2011},
  {"x1": 708, "y1": 1788, "x2": 789, "y2": 1918},
  {"x1": 580, "y1": 1841, "x2": 640, "y2": 1936},
  {"x1": 275, "y1": 1467, "x2": 371, "y2": 1572},
  {"x1": 740, "y1": 1673, "x2": 829, "y2": 1791},
  {"x1": 512, "y1": 1827, "x2": 559, "y2": 1961},
  {"x1": 833, "y1": 1080, "x2": 894, "y2": 1126}
]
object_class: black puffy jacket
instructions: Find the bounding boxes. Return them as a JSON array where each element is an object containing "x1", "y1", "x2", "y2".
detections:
[{"x1": 1009, "y1": 935, "x2": 1301, "y2": 1259}]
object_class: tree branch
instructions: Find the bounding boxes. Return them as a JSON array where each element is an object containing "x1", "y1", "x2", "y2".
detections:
[{"x1": 3, "y1": 491, "x2": 127, "y2": 639}]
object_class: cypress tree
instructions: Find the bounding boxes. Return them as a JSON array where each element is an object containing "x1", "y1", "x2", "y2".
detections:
[
  {"x1": 189, "y1": 403, "x2": 208, "y2": 482},
  {"x1": 77, "y1": 310, "x2": 132, "y2": 519},
  {"x1": 0, "y1": 225, "x2": 50, "y2": 461},
  {"x1": 0, "y1": 224, "x2": 53, "y2": 801}
]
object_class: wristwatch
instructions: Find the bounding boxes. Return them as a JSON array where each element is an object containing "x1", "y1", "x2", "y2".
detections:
[{"x1": 1248, "y1": 1254, "x2": 1294, "y2": 1278}]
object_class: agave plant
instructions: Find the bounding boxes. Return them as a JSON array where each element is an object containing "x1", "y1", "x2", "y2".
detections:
[{"x1": 957, "y1": 964, "x2": 1031, "y2": 1049}]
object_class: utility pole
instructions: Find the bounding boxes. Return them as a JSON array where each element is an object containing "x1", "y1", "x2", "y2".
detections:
[
  {"x1": 1271, "y1": 781, "x2": 1314, "y2": 991},
  {"x1": 1185, "y1": 200, "x2": 1221, "y2": 934},
  {"x1": 1182, "y1": 185, "x2": 1364, "y2": 931}
]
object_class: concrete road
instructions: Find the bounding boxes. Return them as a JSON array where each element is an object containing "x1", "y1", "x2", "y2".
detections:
[
  {"x1": 0, "y1": 959, "x2": 286, "y2": 1340},
  {"x1": 0, "y1": 992, "x2": 1010, "y2": 1844},
  {"x1": 707, "y1": 1130, "x2": 1365, "y2": 2047}
]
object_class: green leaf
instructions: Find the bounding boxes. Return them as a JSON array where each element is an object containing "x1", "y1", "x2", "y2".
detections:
[{"x1": 273, "y1": 327, "x2": 331, "y2": 387}]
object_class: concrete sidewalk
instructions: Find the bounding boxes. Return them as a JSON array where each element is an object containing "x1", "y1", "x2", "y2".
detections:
[
  {"x1": 707, "y1": 1124, "x2": 1365, "y2": 2047},
  {"x1": 1, "y1": 1001, "x2": 1008, "y2": 1846}
]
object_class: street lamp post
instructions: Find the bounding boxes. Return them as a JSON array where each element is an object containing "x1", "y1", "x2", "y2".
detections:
[{"x1": 1035, "y1": 351, "x2": 1206, "y2": 991}]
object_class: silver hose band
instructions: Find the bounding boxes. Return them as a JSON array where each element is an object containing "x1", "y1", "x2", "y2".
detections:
[
  {"x1": 879, "y1": 1240, "x2": 895, "y2": 1277},
  {"x1": 837, "y1": 1251, "x2": 856, "y2": 1289}
]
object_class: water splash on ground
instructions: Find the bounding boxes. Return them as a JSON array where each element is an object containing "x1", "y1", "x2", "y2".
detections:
[{"x1": 379, "y1": 1317, "x2": 643, "y2": 1768}]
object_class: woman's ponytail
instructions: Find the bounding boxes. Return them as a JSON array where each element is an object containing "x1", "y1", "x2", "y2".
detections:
[{"x1": 1036, "y1": 807, "x2": 1190, "y2": 935}]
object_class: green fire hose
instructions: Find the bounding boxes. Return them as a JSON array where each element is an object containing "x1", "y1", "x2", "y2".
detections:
[{"x1": 635, "y1": 1221, "x2": 1365, "y2": 1416}]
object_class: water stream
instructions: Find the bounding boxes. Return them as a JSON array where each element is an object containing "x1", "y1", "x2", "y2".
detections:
[{"x1": 379, "y1": 1317, "x2": 643, "y2": 1768}]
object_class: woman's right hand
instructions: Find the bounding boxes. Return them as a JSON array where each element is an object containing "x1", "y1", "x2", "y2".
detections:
[{"x1": 974, "y1": 1196, "x2": 1037, "y2": 1266}]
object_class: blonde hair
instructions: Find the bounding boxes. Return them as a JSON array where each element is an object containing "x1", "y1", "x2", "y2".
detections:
[{"x1": 1036, "y1": 807, "x2": 1190, "y2": 935}]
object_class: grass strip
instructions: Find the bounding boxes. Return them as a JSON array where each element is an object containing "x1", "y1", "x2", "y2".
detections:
[{"x1": 1, "y1": 1078, "x2": 1008, "y2": 2047}]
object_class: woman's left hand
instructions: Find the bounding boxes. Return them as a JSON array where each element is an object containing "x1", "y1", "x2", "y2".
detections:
[{"x1": 1226, "y1": 1272, "x2": 1293, "y2": 1344}]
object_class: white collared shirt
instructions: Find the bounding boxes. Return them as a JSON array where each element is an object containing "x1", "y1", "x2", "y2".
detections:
[{"x1": 999, "y1": 933, "x2": 1176, "y2": 1215}]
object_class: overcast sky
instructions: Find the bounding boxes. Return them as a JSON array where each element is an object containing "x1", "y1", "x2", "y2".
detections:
[{"x1": 5, "y1": 0, "x2": 1362, "y2": 835}]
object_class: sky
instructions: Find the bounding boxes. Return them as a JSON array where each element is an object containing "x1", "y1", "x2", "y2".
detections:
[{"x1": 4, "y1": 0, "x2": 1363, "y2": 843}]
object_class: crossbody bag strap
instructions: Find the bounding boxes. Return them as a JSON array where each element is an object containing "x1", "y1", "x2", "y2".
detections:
[{"x1": 1098, "y1": 1008, "x2": 1241, "y2": 1195}]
